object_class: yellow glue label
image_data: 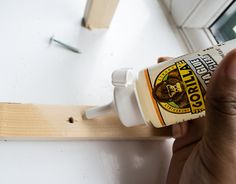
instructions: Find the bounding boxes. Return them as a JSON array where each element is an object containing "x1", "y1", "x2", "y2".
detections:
[
  {"x1": 176, "y1": 60, "x2": 205, "y2": 114},
  {"x1": 148, "y1": 59, "x2": 206, "y2": 119}
]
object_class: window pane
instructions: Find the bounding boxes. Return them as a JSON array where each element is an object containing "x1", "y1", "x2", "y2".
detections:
[{"x1": 209, "y1": 1, "x2": 236, "y2": 43}]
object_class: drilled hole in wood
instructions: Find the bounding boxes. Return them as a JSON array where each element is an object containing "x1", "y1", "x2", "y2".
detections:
[{"x1": 68, "y1": 117, "x2": 74, "y2": 123}]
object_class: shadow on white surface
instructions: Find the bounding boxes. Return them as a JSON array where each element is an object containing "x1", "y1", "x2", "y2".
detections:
[
  {"x1": 99, "y1": 140, "x2": 173, "y2": 184},
  {"x1": 0, "y1": 140, "x2": 173, "y2": 184}
]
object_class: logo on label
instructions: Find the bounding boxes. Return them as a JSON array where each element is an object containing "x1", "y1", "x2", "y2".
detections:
[{"x1": 153, "y1": 60, "x2": 206, "y2": 114}]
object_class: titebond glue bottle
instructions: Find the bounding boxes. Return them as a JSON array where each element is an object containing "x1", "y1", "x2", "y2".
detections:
[{"x1": 85, "y1": 39, "x2": 236, "y2": 128}]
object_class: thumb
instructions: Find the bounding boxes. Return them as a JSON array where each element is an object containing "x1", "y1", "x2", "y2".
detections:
[
  {"x1": 186, "y1": 49, "x2": 236, "y2": 183},
  {"x1": 177, "y1": 50, "x2": 236, "y2": 183},
  {"x1": 205, "y1": 49, "x2": 236, "y2": 149}
]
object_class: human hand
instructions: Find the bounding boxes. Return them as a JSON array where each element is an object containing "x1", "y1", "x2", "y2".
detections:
[{"x1": 159, "y1": 49, "x2": 236, "y2": 184}]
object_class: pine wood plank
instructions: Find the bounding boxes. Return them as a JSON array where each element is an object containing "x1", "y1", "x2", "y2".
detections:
[
  {"x1": 83, "y1": 0, "x2": 119, "y2": 29},
  {"x1": 0, "y1": 103, "x2": 172, "y2": 140}
]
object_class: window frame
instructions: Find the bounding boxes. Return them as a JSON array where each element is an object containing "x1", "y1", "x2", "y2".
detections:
[{"x1": 162, "y1": 0, "x2": 234, "y2": 51}]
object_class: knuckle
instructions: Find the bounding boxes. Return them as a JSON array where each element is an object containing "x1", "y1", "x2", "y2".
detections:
[{"x1": 209, "y1": 96, "x2": 236, "y2": 116}]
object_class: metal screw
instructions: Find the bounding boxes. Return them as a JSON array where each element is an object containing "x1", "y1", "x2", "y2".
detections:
[{"x1": 49, "y1": 36, "x2": 81, "y2": 54}]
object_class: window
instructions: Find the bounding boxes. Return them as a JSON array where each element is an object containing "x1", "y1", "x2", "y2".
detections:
[
  {"x1": 163, "y1": 0, "x2": 235, "y2": 51},
  {"x1": 209, "y1": 1, "x2": 236, "y2": 43}
]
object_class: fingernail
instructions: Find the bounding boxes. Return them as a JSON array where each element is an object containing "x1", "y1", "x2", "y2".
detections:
[
  {"x1": 157, "y1": 57, "x2": 165, "y2": 63},
  {"x1": 225, "y1": 58, "x2": 236, "y2": 80}
]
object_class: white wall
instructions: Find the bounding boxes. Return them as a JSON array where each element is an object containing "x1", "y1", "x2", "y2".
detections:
[{"x1": 0, "y1": 0, "x2": 187, "y2": 183}]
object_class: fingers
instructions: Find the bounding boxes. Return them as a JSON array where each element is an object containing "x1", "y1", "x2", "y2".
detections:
[
  {"x1": 172, "y1": 118, "x2": 206, "y2": 152},
  {"x1": 167, "y1": 118, "x2": 205, "y2": 184},
  {"x1": 157, "y1": 57, "x2": 173, "y2": 63},
  {"x1": 172, "y1": 122, "x2": 188, "y2": 139}
]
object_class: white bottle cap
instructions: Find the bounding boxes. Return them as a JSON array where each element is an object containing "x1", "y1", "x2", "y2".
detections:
[{"x1": 84, "y1": 69, "x2": 145, "y2": 127}]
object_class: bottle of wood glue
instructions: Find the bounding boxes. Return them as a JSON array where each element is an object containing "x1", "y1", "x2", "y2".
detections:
[{"x1": 84, "y1": 39, "x2": 236, "y2": 128}]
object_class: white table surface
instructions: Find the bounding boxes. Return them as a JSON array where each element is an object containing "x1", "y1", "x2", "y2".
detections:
[{"x1": 0, "y1": 0, "x2": 187, "y2": 183}]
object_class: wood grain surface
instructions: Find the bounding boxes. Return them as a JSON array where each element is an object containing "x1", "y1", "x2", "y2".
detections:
[{"x1": 0, "y1": 103, "x2": 172, "y2": 140}]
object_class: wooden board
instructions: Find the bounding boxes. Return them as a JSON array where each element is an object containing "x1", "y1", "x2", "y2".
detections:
[
  {"x1": 83, "y1": 0, "x2": 119, "y2": 29},
  {"x1": 0, "y1": 103, "x2": 172, "y2": 140}
]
